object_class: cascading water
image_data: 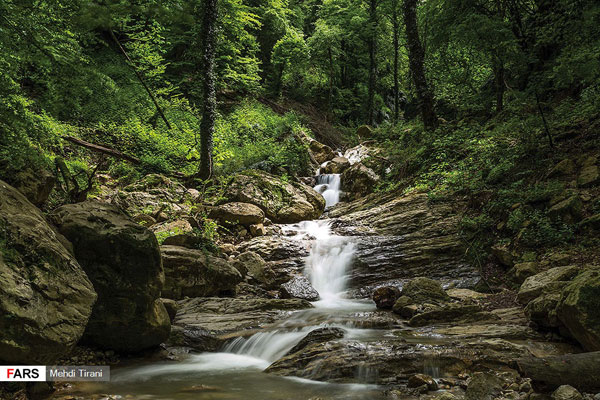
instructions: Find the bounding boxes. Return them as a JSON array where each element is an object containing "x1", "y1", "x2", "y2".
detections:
[
  {"x1": 224, "y1": 175, "x2": 367, "y2": 362},
  {"x1": 313, "y1": 174, "x2": 341, "y2": 208}
]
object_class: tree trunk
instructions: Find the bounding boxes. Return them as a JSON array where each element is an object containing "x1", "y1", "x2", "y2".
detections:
[
  {"x1": 516, "y1": 351, "x2": 600, "y2": 392},
  {"x1": 403, "y1": 0, "x2": 437, "y2": 130},
  {"x1": 328, "y1": 46, "x2": 334, "y2": 117},
  {"x1": 198, "y1": 0, "x2": 218, "y2": 180},
  {"x1": 367, "y1": 0, "x2": 378, "y2": 125},
  {"x1": 392, "y1": 0, "x2": 400, "y2": 123},
  {"x1": 494, "y1": 62, "x2": 504, "y2": 113}
]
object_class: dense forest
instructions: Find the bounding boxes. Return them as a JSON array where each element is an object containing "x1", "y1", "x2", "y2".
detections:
[{"x1": 1, "y1": 0, "x2": 600, "y2": 399}]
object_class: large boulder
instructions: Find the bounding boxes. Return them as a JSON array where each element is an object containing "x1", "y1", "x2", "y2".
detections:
[
  {"x1": 208, "y1": 202, "x2": 265, "y2": 226},
  {"x1": 401, "y1": 277, "x2": 450, "y2": 304},
  {"x1": 232, "y1": 251, "x2": 276, "y2": 288},
  {"x1": 517, "y1": 265, "x2": 579, "y2": 305},
  {"x1": 0, "y1": 180, "x2": 96, "y2": 363},
  {"x1": 50, "y1": 201, "x2": 170, "y2": 352},
  {"x1": 340, "y1": 163, "x2": 380, "y2": 199},
  {"x1": 161, "y1": 245, "x2": 242, "y2": 299},
  {"x1": 321, "y1": 157, "x2": 350, "y2": 174},
  {"x1": 280, "y1": 276, "x2": 319, "y2": 301},
  {"x1": 556, "y1": 267, "x2": 600, "y2": 351},
  {"x1": 222, "y1": 170, "x2": 325, "y2": 223},
  {"x1": 525, "y1": 291, "x2": 562, "y2": 328},
  {"x1": 9, "y1": 167, "x2": 56, "y2": 206},
  {"x1": 309, "y1": 140, "x2": 336, "y2": 164}
]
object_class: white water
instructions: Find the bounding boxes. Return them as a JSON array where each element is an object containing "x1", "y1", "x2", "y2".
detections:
[
  {"x1": 225, "y1": 176, "x2": 366, "y2": 364},
  {"x1": 313, "y1": 173, "x2": 341, "y2": 208}
]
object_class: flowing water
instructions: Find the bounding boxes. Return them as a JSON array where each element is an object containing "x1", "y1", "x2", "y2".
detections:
[{"x1": 55, "y1": 173, "x2": 387, "y2": 399}]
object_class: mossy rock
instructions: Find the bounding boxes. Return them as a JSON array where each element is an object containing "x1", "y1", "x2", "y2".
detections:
[{"x1": 401, "y1": 277, "x2": 450, "y2": 304}]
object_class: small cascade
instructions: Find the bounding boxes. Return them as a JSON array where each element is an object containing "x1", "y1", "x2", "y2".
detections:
[{"x1": 313, "y1": 174, "x2": 341, "y2": 208}]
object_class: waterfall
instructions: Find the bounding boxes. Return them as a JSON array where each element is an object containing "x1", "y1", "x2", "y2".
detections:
[
  {"x1": 313, "y1": 174, "x2": 341, "y2": 208},
  {"x1": 224, "y1": 172, "x2": 360, "y2": 362}
]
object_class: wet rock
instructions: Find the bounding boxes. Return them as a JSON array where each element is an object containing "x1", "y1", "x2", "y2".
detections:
[
  {"x1": 161, "y1": 245, "x2": 242, "y2": 299},
  {"x1": 280, "y1": 276, "x2": 320, "y2": 301},
  {"x1": 548, "y1": 195, "x2": 584, "y2": 223},
  {"x1": 249, "y1": 223, "x2": 266, "y2": 236},
  {"x1": 392, "y1": 296, "x2": 417, "y2": 317},
  {"x1": 552, "y1": 385, "x2": 583, "y2": 400},
  {"x1": 222, "y1": 169, "x2": 325, "y2": 223},
  {"x1": 408, "y1": 304, "x2": 495, "y2": 327},
  {"x1": 517, "y1": 265, "x2": 579, "y2": 304},
  {"x1": 309, "y1": 140, "x2": 336, "y2": 164},
  {"x1": 233, "y1": 251, "x2": 277, "y2": 288},
  {"x1": 50, "y1": 200, "x2": 171, "y2": 352},
  {"x1": 322, "y1": 156, "x2": 351, "y2": 174},
  {"x1": 401, "y1": 277, "x2": 451, "y2": 304},
  {"x1": 169, "y1": 297, "x2": 312, "y2": 351},
  {"x1": 287, "y1": 327, "x2": 344, "y2": 355},
  {"x1": 509, "y1": 262, "x2": 541, "y2": 283},
  {"x1": 556, "y1": 267, "x2": 600, "y2": 351},
  {"x1": 340, "y1": 163, "x2": 380, "y2": 199},
  {"x1": 408, "y1": 374, "x2": 438, "y2": 391},
  {"x1": 208, "y1": 202, "x2": 265, "y2": 226},
  {"x1": 0, "y1": 180, "x2": 96, "y2": 364},
  {"x1": 465, "y1": 372, "x2": 502, "y2": 400},
  {"x1": 373, "y1": 286, "x2": 401, "y2": 309}
]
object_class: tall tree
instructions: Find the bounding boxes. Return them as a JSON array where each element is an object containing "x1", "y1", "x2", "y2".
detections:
[
  {"x1": 391, "y1": 0, "x2": 401, "y2": 123},
  {"x1": 366, "y1": 0, "x2": 378, "y2": 125},
  {"x1": 403, "y1": 0, "x2": 437, "y2": 129},
  {"x1": 198, "y1": 0, "x2": 219, "y2": 180}
]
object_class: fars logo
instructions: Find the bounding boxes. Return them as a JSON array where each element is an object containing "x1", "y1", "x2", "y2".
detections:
[{"x1": 0, "y1": 366, "x2": 46, "y2": 381}]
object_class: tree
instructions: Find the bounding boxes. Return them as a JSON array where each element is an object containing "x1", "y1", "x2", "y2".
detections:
[
  {"x1": 366, "y1": 0, "x2": 378, "y2": 125},
  {"x1": 198, "y1": 0, "x2": 219, "y2": 180},
  {"x1": 403, "y1": 0, "x2": 437, "y2": 129}
]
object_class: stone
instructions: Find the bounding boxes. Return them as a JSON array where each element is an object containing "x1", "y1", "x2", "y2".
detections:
[
  {"x1": 162, "y1": 233, "x2": 205, "y2": 248},
  {"x1": 465, "y1": 372, "x2": 503, "y2": 400},
  {"x1": 340, "y1": 163, "x2": 380, "y2": 198},
  {"x1": 280, "y1": 276, "x2": 320, "y2": 301},
  {"x1": 134, "y1": 213, "x2": 157, "y2": 226},
  {"x1": 373, "y1": 286, "x2": 400, "y2": 309},
  {"x1": 548, "y1": 159, "x2": 576, "y2": 178},
  {"x1": 401, "y1": 277, "x2": 450, "y2": 304},
  {"x1": 10, "y1": 167, "x2": 56, "y2": 206},
  {"x1": 408, "y1": 304, "x2": 492, "y2": 327},
  {"x1": 517, "y1": 265, "x2": 580, "y2": 305},
  {"x1": 222, "y1": 170, "x2": 325, "y2": 223},
  {"x1": 548, "y1": 195, "x2": 584, "y2": 223},
  {"x1": 286, "y1": 327, "x2": 344, "y2": 355},
  {"x1": 492, "y1": 244, "x2": 514, "y2": 267},
  {"x1": 233, "y1": 251, "x2": 276, "y2": 287},
  {"x1": 219, "y1": 243, "x2": 236, "y2": 255},
  {"x1": 208, "y1": 202, "x2": 265, "y2": 226},
  {"x1": 249, "y1": 223, "x2": 266, "y2": 236},
  {"x1": 446, "y1": 288, "x2": 488, "y2": 302},
  {"x1": 161, "y1": 298, "x2": 179, "y2": 322},
  {"x1": 557, "y1": 268, "x2": 600, "y2": 351},
  {"x1": 552, "y1": 385, "x2": 583, "y2": 400},
  {"x1": 160, "y1": 245, "x2": 242, "y2": 299},
  {"x1": 408, "y1": 374, "x2": 438, "y2": 391},
  {"x1": 321, "y1": 156, "x2": 351, "y2": 174},
  {"x1": 356, "y1": 125, "x2": 373, "y2": 139},
  {"x1": 169, "y1": 297, "x2": 312, "y2": 351},
  {"x1": 525, "y1": 291, "x2": 561, "y2": 328},
  {"x1": 0, "y1": 180, "x2": 96, "y2": 364},
  {"x1": 509, "y1": 262, "x2": 541, "y2": 283},
  {"x1": 50, "y1": 201, "x2": 171, "y2": 352},
  {"x1": 577, "y1": 165, "x2": 599, "y2": 188},
  {"x1": 309, "y1": 140, "x2": 336, "y2": 164}
]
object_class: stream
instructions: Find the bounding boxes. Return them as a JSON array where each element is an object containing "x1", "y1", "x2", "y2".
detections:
[{"x1": 61, "y1": 173, "x2": 391, "y2": 399}]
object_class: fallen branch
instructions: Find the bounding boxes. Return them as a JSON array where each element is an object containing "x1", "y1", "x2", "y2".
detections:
[{"x1": 62, "y1": 136, "x2": 140, "y2": 164}]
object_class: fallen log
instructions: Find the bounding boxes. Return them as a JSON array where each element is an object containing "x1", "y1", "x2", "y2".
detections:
[
  {"x1": 516, "y1": 351, "x2": 600, "y2": 391},
  {"x1": 62, "y1": 136, "x2": 140, "y2": 164}
]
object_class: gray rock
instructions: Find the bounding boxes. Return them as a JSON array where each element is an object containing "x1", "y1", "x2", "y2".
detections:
[
  {"x1": 517, "y1": 265, "x2": 579, "y2": 304},
  {"x1": 0, "y1": 180, "x2": 96, "y2": 363},
  {"x1": 286, "y1": 327, "x2": 344, "y2": 355},
  {"x1": 208, "y1": 202, "x2": 265, "y2": 226},
  {"x1": 340, "y1": 162, "x2": 380, "y2": 199},
  {"x1": 465, "y1": 372, "x2": 502, "y2": 400},
  {"x1": 50, "y1": 201, "x2": 171, "y2": 352},
  {"x1": 552, "y1": 385, "x2": 583, "y2": 400},
  {"x1": 280, "y1": 276, "x2": 319, "y2": 301}
]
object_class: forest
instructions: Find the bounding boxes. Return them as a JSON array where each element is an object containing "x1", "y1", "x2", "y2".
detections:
[{"x1": 1, "y1": 0, "x2": 600, "y2": 399}]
